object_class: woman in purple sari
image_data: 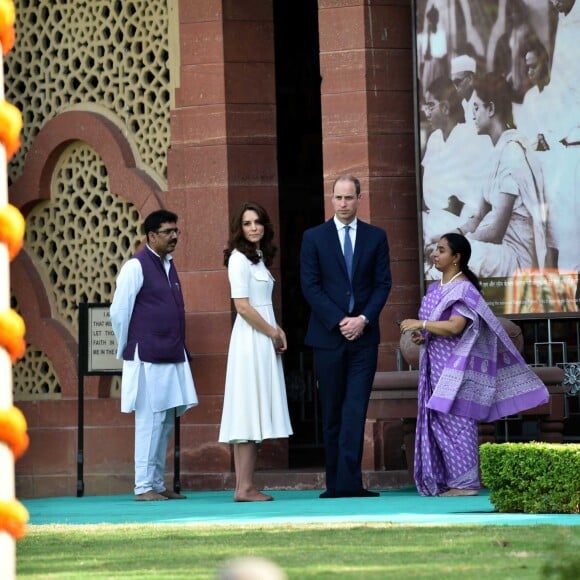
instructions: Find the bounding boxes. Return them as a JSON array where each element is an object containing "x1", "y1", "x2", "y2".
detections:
[{"x1": 400, "y1": 234, "x2": 549, "y2": 497}]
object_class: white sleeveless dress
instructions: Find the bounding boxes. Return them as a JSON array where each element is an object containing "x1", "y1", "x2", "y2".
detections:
[{"x1": 218, "y1": 250, "x2": 293, "y2": 443}]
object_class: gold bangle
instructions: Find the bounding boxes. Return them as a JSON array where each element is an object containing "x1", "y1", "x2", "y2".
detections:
[{"x1": 422, "y1": 320, "x2": 427, "y2": 331}]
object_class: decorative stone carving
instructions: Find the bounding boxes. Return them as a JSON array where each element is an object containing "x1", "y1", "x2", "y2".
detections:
[
  {"x1": 4, "y1": 0, "x2": 170, "y2": 183},
  {"x1": 561, "y1": 363, "x2": 580, "y2": 395},
  {"x1": 13, "y1": 143, "x2": 140, "y2": 400}
]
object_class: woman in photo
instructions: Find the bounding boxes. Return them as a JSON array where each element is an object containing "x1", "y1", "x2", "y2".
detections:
[{"x1": 457, "y1": 72, "x2": 547, "y2": 278}]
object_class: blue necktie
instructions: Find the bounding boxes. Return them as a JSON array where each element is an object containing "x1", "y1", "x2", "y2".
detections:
[{"x1": 343, "y1": 225, "x2": 354, "y2": 311}]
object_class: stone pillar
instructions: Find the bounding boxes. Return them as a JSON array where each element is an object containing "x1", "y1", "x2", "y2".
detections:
[
  {"x1": 168, "y1": 1, "x2": 285, "y2": 485},
  {"x1": 318, "y1": 0, "x2": 419, "y2": 371}
]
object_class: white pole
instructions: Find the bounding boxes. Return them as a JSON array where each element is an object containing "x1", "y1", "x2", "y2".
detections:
[
  {"x1": 0, "y1": 3, "x2": 26, "y2": 574},
  {"x1": 0, "y1": 40, "x2": 17, "y2": 574}
]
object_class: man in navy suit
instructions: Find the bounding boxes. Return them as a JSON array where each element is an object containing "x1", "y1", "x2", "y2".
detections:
[{"x1": 300, "y1": 175, "x2": 392, "y2": 498}]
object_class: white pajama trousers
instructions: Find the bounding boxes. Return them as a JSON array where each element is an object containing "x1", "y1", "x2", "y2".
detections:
[{"x1": 133, "y1": 381, "x2": 175, "y2": 495}]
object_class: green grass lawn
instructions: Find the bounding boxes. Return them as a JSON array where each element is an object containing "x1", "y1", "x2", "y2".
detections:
[{"x1": 16, "y1": 523, "x2": 580, "y2": 579}]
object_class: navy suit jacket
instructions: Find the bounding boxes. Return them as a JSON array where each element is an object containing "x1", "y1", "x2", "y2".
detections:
[{"x1": 300, "y1": 218, "x2": 392, "y2": 349}]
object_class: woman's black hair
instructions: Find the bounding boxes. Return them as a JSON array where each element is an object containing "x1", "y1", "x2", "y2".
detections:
[
  {"x1": 472, "y1": 72, "x2": 515, "y2": 129},
  {"x1": 224, "y1": 201, "x2": 277, "y2": 267},
  {"x1": 441, "y1": 232, "x2": 481, "y2": 292}
]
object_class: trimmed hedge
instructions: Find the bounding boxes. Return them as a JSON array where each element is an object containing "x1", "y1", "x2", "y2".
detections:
[{"x1": 480, "y1": 442, "x2": 580, "y2": 514}]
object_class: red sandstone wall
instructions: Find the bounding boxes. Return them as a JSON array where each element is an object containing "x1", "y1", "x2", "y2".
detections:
[
  {"x1": 11, "y1": 0, "x2": 419, "y2": 497},
  {"x1": 169, "y1": 0, "x2": 288, "y2": 488},
  {"x1": 318, "y1": 0, "x2": 419, "y2": 371}
]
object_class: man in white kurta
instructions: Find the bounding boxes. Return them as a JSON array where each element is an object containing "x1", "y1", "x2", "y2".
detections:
[
  {"x1": 421, "y1": 74, "x2": 493, "y2": 279},
  {"x1": 111, "y1": 210, "x2": 198, "y2": 501}
]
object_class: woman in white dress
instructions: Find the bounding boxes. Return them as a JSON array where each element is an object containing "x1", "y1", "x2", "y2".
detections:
[{"x1": 219, "y1": 202, "x2": 293, "y2": 502}]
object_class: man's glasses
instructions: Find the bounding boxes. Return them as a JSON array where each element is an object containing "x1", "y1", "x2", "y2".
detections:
[{"x1": 156, "y1": 228, "x2": 181, "y2": 237}]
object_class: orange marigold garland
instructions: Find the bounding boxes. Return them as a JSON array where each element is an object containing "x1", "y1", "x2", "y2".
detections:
[
  {"x1": 0, "y1": 2, "x2": 21, "y2": 160},
  {"x1": 0, "y1": 0, "x2": 15, "y2": 55},
  {"x1": 0, "y1": 101, "x2": 22, "y2": 160},
  {"x1": 0, "y1": 406, "x2": 29, "y2": 542},
  {"x1": 0, "y1": 500, "x2": 29, "y2": 540},
  {"x1": 0, "y1": 0, "x2": 27, "y2": 552},
  {"x1": 0, "y1": 309, "x2": 25, "y2": 364},
  {"x1": 0, "y1": 407, "x2": 29, "y2": 459},
  {"x1": 0, "y1": 0, "x2": 21, "y2": 161},
  {"x1": 0, "y1": 203, "x2": 25, "y2": 260}
]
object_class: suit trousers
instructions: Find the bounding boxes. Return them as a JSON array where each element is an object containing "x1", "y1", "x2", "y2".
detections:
[
  {"x1": 314, "y1": 339, "x2": 378, "y2": 493},
  {"x1": 133, "y1": 381, "x2": 175, "y2": 495}
]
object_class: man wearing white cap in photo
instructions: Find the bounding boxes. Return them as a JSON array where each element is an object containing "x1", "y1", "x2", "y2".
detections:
[{"x1": 451, "y1": 54, "x2": 477, "y2": 129}]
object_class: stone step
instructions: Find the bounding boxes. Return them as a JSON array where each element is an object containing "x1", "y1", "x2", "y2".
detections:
[{"x1": 181, "y1": 469, "x2": 411, "y2": 492}]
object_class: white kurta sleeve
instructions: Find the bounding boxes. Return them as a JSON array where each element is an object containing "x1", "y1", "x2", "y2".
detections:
[{"x1": 110, "y1": 258, "x2": 143, "y2": 358}]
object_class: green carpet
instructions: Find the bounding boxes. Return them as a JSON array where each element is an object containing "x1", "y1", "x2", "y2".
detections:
[{"x1": 22, "y1": 488, "x2": 580, "y2": 527}]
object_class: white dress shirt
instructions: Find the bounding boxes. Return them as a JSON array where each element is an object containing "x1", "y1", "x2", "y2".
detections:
[{"x1": 334, "y1": 215, "x2": 357, "y2": 253}]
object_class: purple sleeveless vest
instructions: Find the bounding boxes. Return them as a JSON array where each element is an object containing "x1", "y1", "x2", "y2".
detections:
[{"x1": 122, "y1": 247, "x2": 189, "y2": 363}]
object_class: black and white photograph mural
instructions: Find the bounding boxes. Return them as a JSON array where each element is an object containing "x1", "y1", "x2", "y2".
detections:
[{"x1": 413, "y1": 0, "x2": 580, "y2": 315}]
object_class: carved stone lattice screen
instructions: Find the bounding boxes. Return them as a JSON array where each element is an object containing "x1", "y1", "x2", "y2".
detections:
[
  {"x1": 12, "y1": 347, "x2": 61, "y2": 401},
  {"x1": 13, "y1": 142, "x2": 141, "y2": 400},
  {"x1": 11, "y1": 296, "x2": 61, "y2": 401},
  {"x1": 4, "y1": 0, "x2": 171, "y2": 184}
]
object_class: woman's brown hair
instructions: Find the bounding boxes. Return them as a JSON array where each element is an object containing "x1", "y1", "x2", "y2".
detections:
[{"x1": 224, "y1": 201, "x2": 277, "y2": 267}]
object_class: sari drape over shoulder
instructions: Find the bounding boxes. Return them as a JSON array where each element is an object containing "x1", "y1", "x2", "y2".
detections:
[{"x1": 425, "y1": 281, "x2": 549, "y2": 422}]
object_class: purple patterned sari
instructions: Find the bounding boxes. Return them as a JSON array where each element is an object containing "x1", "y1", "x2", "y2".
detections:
[{"x1": 414, "y1": 280, "x2": 549, "y2": 496}]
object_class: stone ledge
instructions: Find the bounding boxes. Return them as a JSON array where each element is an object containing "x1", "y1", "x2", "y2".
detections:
[{"x1": 17, "y1": 470, "x2": 411, "y2": 498}]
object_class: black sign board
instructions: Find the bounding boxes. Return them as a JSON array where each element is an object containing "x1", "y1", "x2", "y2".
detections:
[{"x1": 79, "y1": 303, "x2": 122, "y2": 374}]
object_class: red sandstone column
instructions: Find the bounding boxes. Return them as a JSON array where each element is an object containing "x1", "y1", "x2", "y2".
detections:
[
  {"x1": 168, "y1": 1, "x2": 285, "y2": 487},
  {"x1": 318, "y1": 0, "x2": 419, "y2": 371}
]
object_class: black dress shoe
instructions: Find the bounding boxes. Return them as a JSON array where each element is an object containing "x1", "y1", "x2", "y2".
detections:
[
  {"x1": 336, "y1": 489, "x2": 380, "y2": 498},
  {"x1": 319, "y1": 490, "x2": 337, "y2": 499}
]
